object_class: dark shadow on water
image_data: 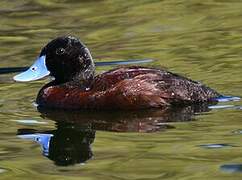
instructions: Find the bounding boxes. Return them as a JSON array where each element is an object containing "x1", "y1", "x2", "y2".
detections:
[{"x1": 17, "y1": 103, "x2": 213, "y2": 166}]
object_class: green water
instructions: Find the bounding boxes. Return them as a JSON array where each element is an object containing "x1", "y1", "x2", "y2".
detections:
[{"x1": 1, "y1": 0, "x2": 242, "y2": 179}]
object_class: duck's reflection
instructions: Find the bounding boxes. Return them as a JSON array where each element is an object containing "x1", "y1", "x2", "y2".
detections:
[
  {"x1": 38, "y1": 103, "x2": 212, "y2": 132},
  {"x1": 18, "y1": 122, "x2": 95, "y2": 166},
  {"x1": 17, "y1": 103, "x2": 213, "y2": 166}
]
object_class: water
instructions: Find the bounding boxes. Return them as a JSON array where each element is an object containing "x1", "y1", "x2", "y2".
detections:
[{"x1": 1, "y1": 0, "x2": 242, "y2": 179}]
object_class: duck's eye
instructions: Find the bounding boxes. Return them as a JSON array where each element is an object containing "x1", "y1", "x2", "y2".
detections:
[{"x1": 56, "y1": 48, "x2": 65, "y2": 55}]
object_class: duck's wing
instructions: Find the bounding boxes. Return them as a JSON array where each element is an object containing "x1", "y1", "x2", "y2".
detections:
[
  {"x1": 92, "y1": 67, "x2": 220, "y2": 109},
  {"x1": 149, "y1": 71, "x2": 220, "y2": 104},
  {"x1": 92, "y1": 66, "x2": 165, "y2": 91}
]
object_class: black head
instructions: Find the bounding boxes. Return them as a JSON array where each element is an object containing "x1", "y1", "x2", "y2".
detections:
[{"x1": 40, "y1": 36, "x2": 95, "y2": 84}]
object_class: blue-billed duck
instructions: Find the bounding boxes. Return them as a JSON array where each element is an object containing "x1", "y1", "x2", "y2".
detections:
[{"x1": 13, "y1": 36, "x2": 220, "y2": 110}]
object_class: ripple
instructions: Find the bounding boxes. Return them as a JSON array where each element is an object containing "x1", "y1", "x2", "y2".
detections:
[
  {"x1": 198, "y1": 143, "x2": 233, "y2": 149},
  {"x1": 232, "y1": 129, "x2": 242, "y2": 134},
  {"x1": 220, "y1": 164, "x2": 242, "y2": 173},
  {"x1": 0, "y1": 168, "x2": 7, "y2": 174},
  {"x1": 0, "y1": 36, "x2": 28, "y2": 42},
  {"x1": 209, "y1": 105, "x2": 242, "y2": 110},
  {"x1": 209, "y1": 105, "x2": 234, "y2": 109},
  {"x1": 215, "y1": 96, "x2": 241, "y2": 102},
  {"x1": 12, "y1": 119, "x2": 47, "y2": 125}
]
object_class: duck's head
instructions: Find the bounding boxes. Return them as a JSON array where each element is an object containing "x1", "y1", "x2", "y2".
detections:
[{"x1": 14, "y1": 36, "x2": 95, "y2": 84}]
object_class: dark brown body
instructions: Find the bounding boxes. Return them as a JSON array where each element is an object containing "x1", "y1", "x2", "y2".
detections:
[{"x1": 36, "y1": 66, "x2": 220, "y2": 110}]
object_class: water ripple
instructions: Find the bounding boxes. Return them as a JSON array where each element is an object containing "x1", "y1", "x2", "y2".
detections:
[
  {"x1": 220, "y1": 164, "x2": 242, "y2": 173},
  {"x1": 0, "y1": 168, "x2": 7, "y2": 174},
  {"x1": 198, "y1": 144, "x2": 234, "y2": 149},
  {"x1": 12, "y1": 119, "x2": 48, "y2": 125}
]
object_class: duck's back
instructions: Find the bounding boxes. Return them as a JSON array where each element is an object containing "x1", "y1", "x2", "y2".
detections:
[
  {"x1": 37, "y1": 66, "x2": 220, "y2": 109},
  {"x1": 90, "y1": 66, "x2": 220, "y2": 109}
]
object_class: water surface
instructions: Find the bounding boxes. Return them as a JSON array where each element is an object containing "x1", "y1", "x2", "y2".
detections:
[{"x1": 1, "y1": 0, "x2": 242, "y2": 179}]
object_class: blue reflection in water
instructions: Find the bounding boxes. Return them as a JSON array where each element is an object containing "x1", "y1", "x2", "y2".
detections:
[
  {"x1": 215, "y1": 96, "x2": 240, "y2": 102},
  {"x1": 208, "y1": 96, "x2": 241, "y2": 110},
  {"x1": 220, "y1": 164, "x2": 242, "y2": 173},
  {"x1": 18, "y1": 134, "x2": 53, "y2": 156},
  {"x1": 199, "y1": 144, "x2": 233, "y2": 149}
]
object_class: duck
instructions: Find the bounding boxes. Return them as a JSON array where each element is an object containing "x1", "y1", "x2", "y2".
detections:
[{"x1": 13, "y1": 36, "x2": 221, "y2": 110}]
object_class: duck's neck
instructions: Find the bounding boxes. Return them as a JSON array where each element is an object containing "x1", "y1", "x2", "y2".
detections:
[
  {"x1": 69, "y1": 73, "x2": 94, "y2": 89},
  {"x1": 54, "y1": 67, "x2": 95, "y2": 89}
]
